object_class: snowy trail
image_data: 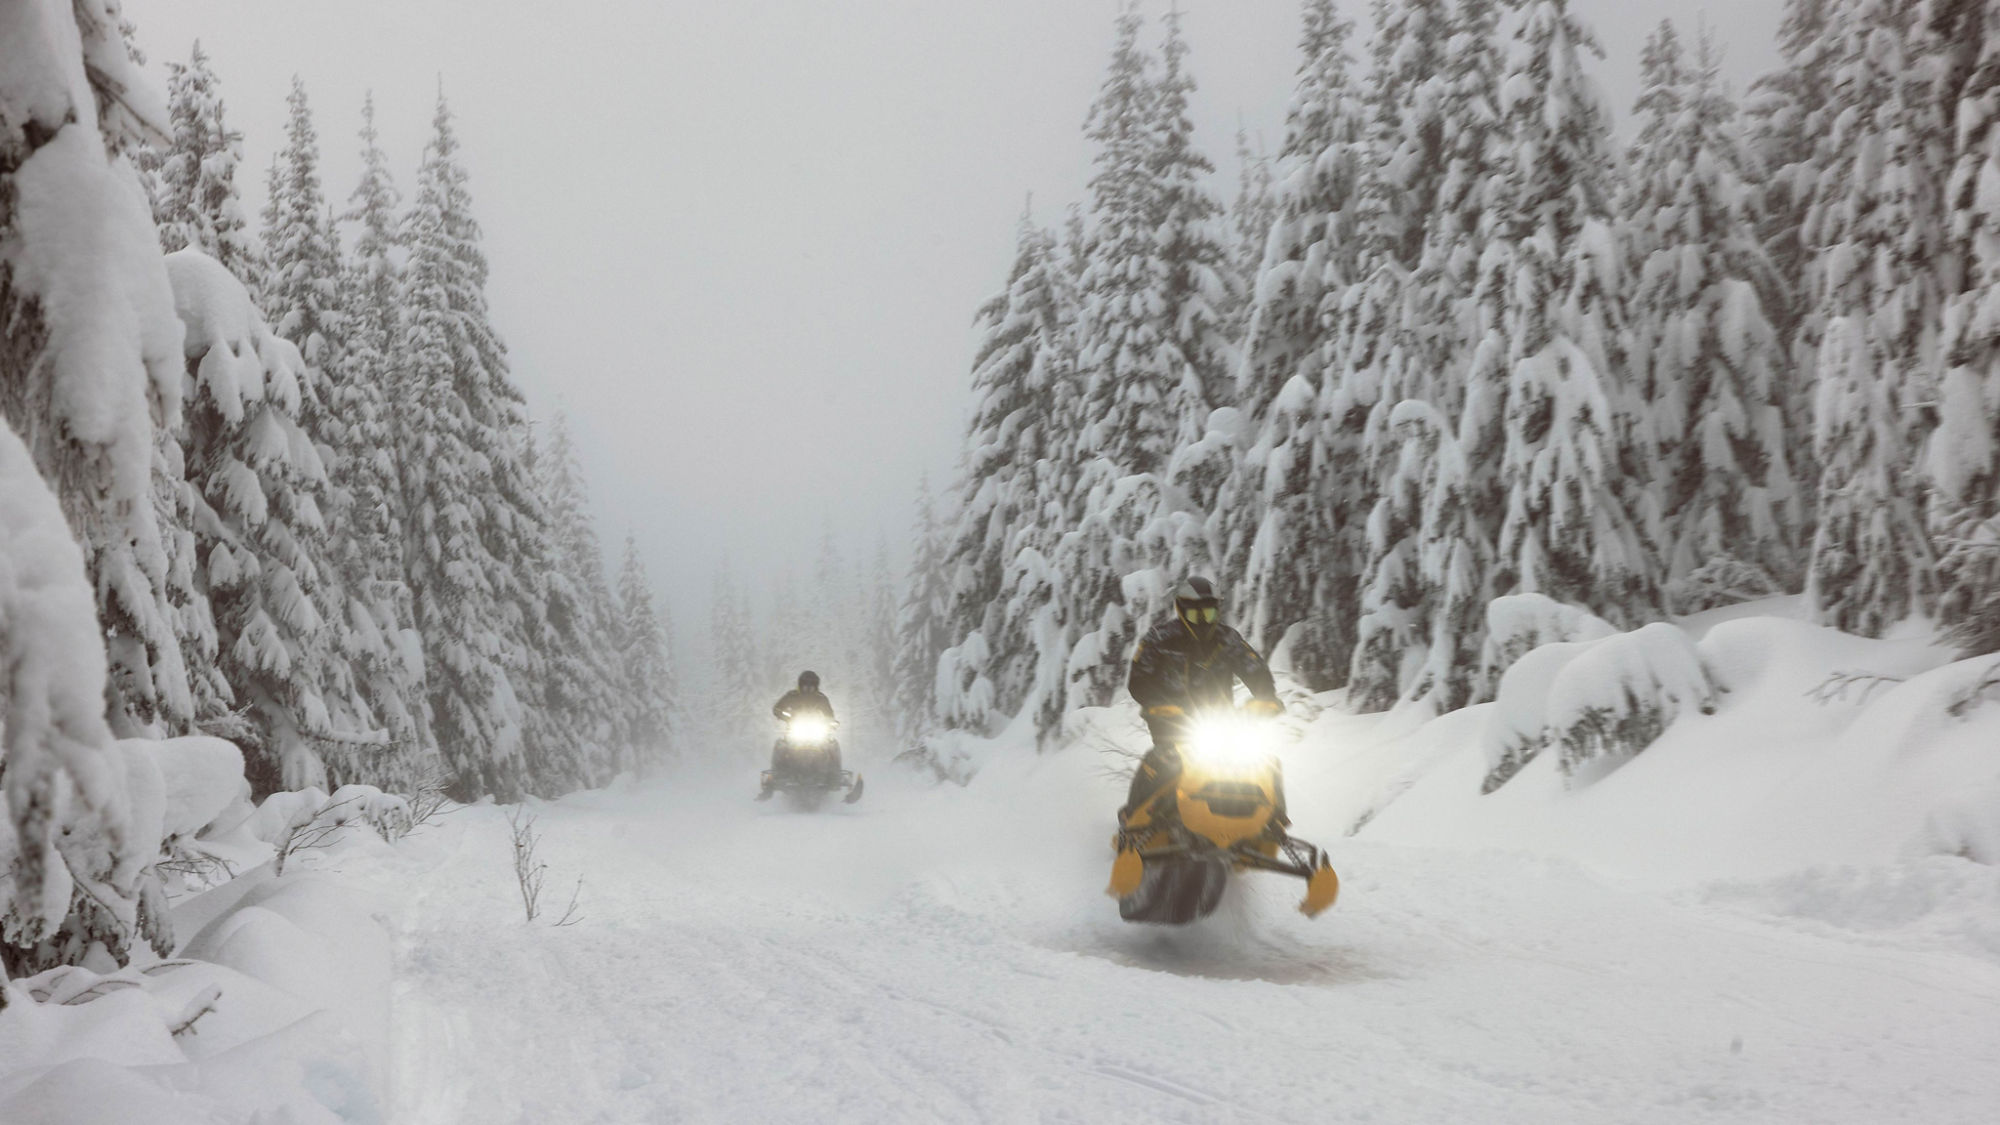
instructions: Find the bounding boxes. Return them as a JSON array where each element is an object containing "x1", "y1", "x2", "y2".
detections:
[{"x1": 343, "y1": 751, "x2": 2000, "y2": 1124}]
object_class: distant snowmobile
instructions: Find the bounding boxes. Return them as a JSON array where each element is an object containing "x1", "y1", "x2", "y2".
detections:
[
  {"x1": 1108, "y1": 708, "x2": 1338, "y2": 924},
  {"x1": 757, "y1": 712, "x2": 863, "y2": 806}
]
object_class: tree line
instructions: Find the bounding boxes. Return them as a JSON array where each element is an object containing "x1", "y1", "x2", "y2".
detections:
[{"x1": 897, "y1": 0, "x2": 2000, "y2": 761}]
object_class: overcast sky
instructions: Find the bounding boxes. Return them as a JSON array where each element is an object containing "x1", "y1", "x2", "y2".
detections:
[{"x1": 128, "y1": 0, "x2": 1784, "y2": 648}]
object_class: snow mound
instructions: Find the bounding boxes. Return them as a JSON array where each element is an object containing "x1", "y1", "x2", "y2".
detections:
[{"x1": 1327, "y1": 613, "x2": 1994, "y2": 886}]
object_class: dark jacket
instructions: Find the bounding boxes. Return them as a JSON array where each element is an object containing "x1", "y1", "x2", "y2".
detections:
[
  {"x1": 1128, "y1": 619, "x2": 1278, "y2": 720},
  {"x1": 773, "y1": 689, "x2": 835, "y2": 722}
]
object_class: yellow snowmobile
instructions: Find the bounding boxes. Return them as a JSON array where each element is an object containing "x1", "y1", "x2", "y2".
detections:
[{"x1": 1108, "y1": 711, "x2": 1339, "y2": 924}]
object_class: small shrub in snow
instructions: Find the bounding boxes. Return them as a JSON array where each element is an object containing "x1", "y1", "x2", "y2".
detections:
[
  {"x1": 1478, "y1": 593, "x2": 1618, "y2": 698},
  {"x1": 1667, "y1": 558, "x2": 1783, "y2": 616},
  {"x1": 506, "y1": 809, "x2": 581, "y2": 926},
  {"x1": 1806, "y1": 670, "x2": 1909, "y2": 707},
  {"x1": 249, "y1": 785, "x2": 413, "y2": 875},
  {"x1": 1482, "y1": 623, "x2": 1722, "y2": 791},
  {"x1": 1945, "y1": 661, "x2": 2000, "y2": 719},
  {"x1": 1549, "y1": 625, "x2": 1722, "y2": 783}
]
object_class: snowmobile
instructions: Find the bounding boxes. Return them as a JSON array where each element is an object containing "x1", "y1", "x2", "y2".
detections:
[
  {"x1": 1108, "y1": 710, "x2": 1339, "y2": 924},
  {"x1": 757, "y1": 713, "x2": 863, "y2": 805}
]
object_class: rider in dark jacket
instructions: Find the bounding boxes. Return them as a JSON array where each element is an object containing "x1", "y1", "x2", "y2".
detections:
[
  {"x1": 773, "y1": 670, "x2": 835, "y2": 723},
  {"x1": 768, "y1": 671, "x2": 840, "y2": 783},
  {"x1": 1122, "y1": 577, "x2": 1284, "y2": 820}
]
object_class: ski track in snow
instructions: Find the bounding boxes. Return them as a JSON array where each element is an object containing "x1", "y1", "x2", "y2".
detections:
[{"x1": 334, "y1": 754, "x2": 2000, "y2": 1125}]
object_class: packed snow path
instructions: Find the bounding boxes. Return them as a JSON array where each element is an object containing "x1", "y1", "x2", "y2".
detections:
[{"x1": 344, "y1": 753, "x2": 2000, "y2": 1124}]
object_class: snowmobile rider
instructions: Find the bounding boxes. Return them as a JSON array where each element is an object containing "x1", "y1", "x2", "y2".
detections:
[
  {"x1": 772, "y1": 671, "x2": 840, "y2": 774},
  {"x1": 1122, "y1": 577, "x2": 1285, "y2": 823},
  {"x1": 773, "y1": 670, "x2": 835, "y2": 725}
]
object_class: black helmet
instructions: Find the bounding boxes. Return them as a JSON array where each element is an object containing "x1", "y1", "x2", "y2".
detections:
[
  {"x1": 798, "y1": 670, "x2": 820, "y2": 691},
  {"x1": 1173, "y1": 576, "x2": 1222, "y2": 636}
]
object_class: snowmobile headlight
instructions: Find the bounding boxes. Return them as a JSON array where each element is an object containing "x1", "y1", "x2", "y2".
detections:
[
  {"x1": 1183, "y1": 716, "x2": 1275, "y2": 773},
  {"x1": 788, "y1": 716, "x2": 830, "y2": 744}
]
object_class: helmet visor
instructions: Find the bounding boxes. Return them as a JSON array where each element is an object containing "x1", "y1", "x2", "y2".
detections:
[{"x1": 1180, "y1": 603, "x2": 1219, "y2": 625}]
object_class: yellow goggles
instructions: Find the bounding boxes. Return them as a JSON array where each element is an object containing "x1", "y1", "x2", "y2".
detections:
[{"x1": 1180, "y1": 605, "x2": 1219, "y2": 624}]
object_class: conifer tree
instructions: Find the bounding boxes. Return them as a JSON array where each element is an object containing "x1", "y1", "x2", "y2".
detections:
[
  {"x1": 1075, "y1": 2, "x2": 1180, "y2": 475},
  {"x1": 166, "y1": 249, "x2": 351, "y2": 794},
  {"x1": 893, "y1": 477, "x2": 953, "y2": 744},
  {"x1": 527, "y1": 414, "x2": 625, "y2": 788},
  {"x1": 154, "y1": 41, "x2": 262, "y2": 293},
  {"x1": 939, "y1": 214, "x2": 1073, "y2": 728},
  {"x1": 1476, "y1": 0, "x2": 1657, "y2": 625},
  {"x1": 1152, "y1": 6, "x2": 1238, "y2": 433},
  {"x1": 2, "y1": 0, "x2": 187, "y2": 978},
  {"x1": 395, "y1": 94, "x2": 544, "y2": 800},
  {"x1": 1932, "y1": 2, "x2": 2000, "y2": 655},
  {"x1": 1800, "y1": 0, "x2": 1945, "y2": 635},
  {"x1": 1622, "y1": 23, "x2": 1801, "y2": 608},
  {"x1": 617, "y1": 536, "x2": 678, "y2": 764}
]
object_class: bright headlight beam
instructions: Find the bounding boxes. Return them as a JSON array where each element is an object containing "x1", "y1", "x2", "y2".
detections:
[
  {"x1": 788, "y1": 716, "x2": 830, "y2": 743},
  {"x1": 1182, "y1": 716, "x2": 1276, "y2": 771}
]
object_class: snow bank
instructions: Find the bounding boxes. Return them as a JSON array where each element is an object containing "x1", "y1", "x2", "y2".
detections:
[
  {"x1": 1325, "y1": 613, "x2": 1989, "y2": 887},
  {"x1": 1, "y1": 864, "x2": 395, "y2": 1121}
]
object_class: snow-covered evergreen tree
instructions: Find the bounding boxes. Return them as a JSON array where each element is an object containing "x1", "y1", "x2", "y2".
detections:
[
  {"x1": 938, "y1": 213, "x2": 1073, "y2": 729},
  {"x1": 1228, "y1": 124, "x2": 1277, "y2": 341},
  {"x1": 259, "y1": 77, "x2": 425, "y2": 787},
  {"x1": 395, "y1": 94, "x2": 543, "y2": 800},
  {"x1": 1151, "y1": 5, "x2": 1238, "y2": 432},
  {"x1": 616, "y1": 536, "x2": 678, "y2": 765},
  {"x1": 707, "y1": 566, "x2": 763, "y2": 762},
  {"x1": 153, "y1": 40, "x2": 262, "y2": 293},
  {"x1": 1745, "y1": 0, "x2": 1841, "y2": 491},
  {"x1": 166, "y1": 249, "x2": 357, "y2": 795},
  {"x1": 893, "y1": 477, "x2": 953, "y2": 745},
  {"x1": 331, "y1": 91, "x2": 428, "y2": 775},
  {"x1": 1, "y1": 1, "x2": 191, "y2": 737},
  {"x1": 1, "y1": 0, "x2": 184, "y2": 982},
  {"x1": 1225, "y1": 0, "x2": 1373, "y2": 688},
  {"x1": 1476, "y1": 0, "x2": 1657, "y2": 625},
  {"x1": 1932, "y1": 2, "x2": 2000, "y2": 656},
  {"x1": 1621, "y1": 23, "x2": 1802, "y2": 609},
  {"x1": 1800, "y1": 0, "x2": 1946, "y2": 635},
  {"x1": 527, "y1": 415, "x2": 625, "y2": 789},
  {"x1": 1075, "y1": 2, "x2": 1182, "y2": 475}
]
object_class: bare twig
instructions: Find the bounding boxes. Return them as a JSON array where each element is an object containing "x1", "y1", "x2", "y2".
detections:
[
  {"x1": 1806, "y1": 670, "x2": 1906, "y2": 706},
  {"x1": 1947, "y1": 659, "x2": 2000, "y2": 718},
  {"x1": 508, "y1": 808, "x2": 547, "y2": 923},
  {"x1": 274, "y1": 794, "x2": 367, "y2": 875},
  {"x1": 553, "y1": 877, "x2": 584, "y2": 928},
  {"x1": 404, "y1": 769, "x2": 457, "y2": 834},
  {"x1": 170, "y1": 986, "x2": 223, "y2": 1038}
]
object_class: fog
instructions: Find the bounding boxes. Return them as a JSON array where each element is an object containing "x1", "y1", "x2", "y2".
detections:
[{"x1": 127, "y1": 0, "x2": 1783, "y2": 642}]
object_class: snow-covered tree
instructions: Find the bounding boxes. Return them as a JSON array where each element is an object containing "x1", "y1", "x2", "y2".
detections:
[
  {"x1": 1350, "y1": 400, "x2": 1493, "y2": 712},
  {"x1": 331, "y1": 91, "x2": 427, "y2": 771},
  {"x1": 166, "y1": 249, "x2": 359, "y2": 795},
  {"x1": 1745, "y1": 0, "x2": 1841, "y2": 488},
  {"x1": 1621, "y1": 23, "x2": 1802, "y2": 609},
  {"x1": 1, "y1": 0, "x2": 184, "y2": 984},
  {"x1": 1217, "y1": 0, "x2": 1379, "y2": 688},
  {"x1": 893, "y1": 477, "x2": 954, "y2": 745},
  {"x1": 1932, "y1": 2, "x2": 2000, "y2": 655},
  {"x1": 616, "y1": 537, "x2": 679, "y2": 766},
  {"x1": 153, "y1": 40, "x2": 262, "y2": 293},
  {"x1": 1, "y1": 0, "x2": 191, "y2": 736},
  {"x1": 1800, "y1": 0, "x2": 1946, "y2": 636},
  {"x1": 395, "y1": 95, "x2": 543, "y2": 800},
  {"x1": 938, "y1": 213, "x2": 1073, "y2": 728},
  {"x1": 1474, "y1": 0, "x2": 1657, "y2": 625},
  {"x1": 259, "y1": 77, "x2": 425, "y2": 788},
  {"x1": 706, "y1": 566, "x2": 763, "y2": 762},
  {"x1": 525, "y1": 415, "x2": 624, "y2": 790},
  {"x1": 1228, "y1": 124, "x2": 1277, "y2": 340},
  {"x1": 1151, "y1": 5, "x2": 1238, "y2": 430}
]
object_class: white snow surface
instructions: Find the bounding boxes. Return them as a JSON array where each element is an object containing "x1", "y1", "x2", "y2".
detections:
[{"x1": 7, "y1": 610, "x2": 2000, "y2": 1122}]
